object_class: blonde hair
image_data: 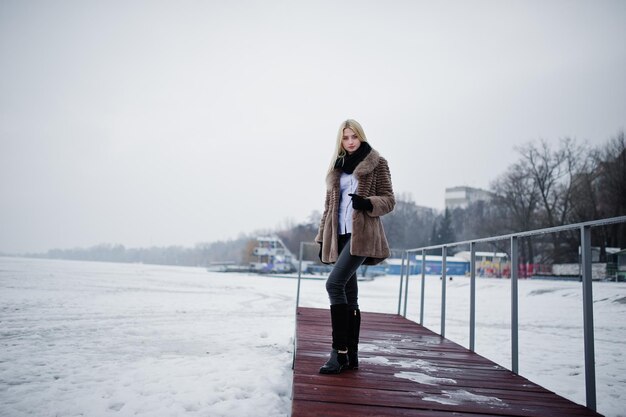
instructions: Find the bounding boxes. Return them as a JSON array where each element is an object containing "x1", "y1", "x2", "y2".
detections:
[{"x1": 327, "y1": 119, "x2": 369, "y2": 173}]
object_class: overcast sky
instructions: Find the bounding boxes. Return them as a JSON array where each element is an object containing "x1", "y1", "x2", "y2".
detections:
[{"x1": 1, "y1": 0, "x2": 625, "y2": 253}]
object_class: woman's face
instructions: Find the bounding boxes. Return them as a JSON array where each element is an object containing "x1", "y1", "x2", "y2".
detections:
[{"x1": 342, "y1": 128, "x2": 361, "y2": 154}]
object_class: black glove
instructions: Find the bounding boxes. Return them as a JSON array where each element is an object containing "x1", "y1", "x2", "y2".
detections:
[
  {"x1": 348, "y1": 193, "x2": 373, "y2": 211},
  {"x1": 318, "y1": 242, "x2": 330, "y2": 265}
]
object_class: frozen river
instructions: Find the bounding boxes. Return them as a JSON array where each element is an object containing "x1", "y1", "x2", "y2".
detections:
[{"x1": 1, "y1": 257, "x2": 625, "y2": 416}]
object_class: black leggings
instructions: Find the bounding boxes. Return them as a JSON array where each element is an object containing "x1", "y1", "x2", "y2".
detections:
[{"x1": 325, "y1": 234, "x2": 366, "y2": 309}]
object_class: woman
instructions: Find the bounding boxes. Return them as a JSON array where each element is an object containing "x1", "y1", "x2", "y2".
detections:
[{"x1": 315, "y1": 119, "x2": 395, "y2": 374}]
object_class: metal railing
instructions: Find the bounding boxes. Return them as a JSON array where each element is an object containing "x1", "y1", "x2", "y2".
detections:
[{"x1": 396, "y1": 215, "x2": 626, "y2": 412}]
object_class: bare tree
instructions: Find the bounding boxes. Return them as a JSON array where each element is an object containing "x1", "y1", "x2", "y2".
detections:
[
  {"x1": 595, "y1": 131, "x2": 626, "y2": 251},
  {"x1": 517, "y1": 139, "x2": 589, "y2": 262},
  {"x1": 490, "y1": 161, "x2": 540, "y2": 263},
  {"x1": 569, "y1": 152, "x2": 601, "y2": 224}
]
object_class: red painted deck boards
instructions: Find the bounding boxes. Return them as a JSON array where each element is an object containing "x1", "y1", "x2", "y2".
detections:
[{"x1": 292, "y1": 307, "x2": 603, "y2": 417}]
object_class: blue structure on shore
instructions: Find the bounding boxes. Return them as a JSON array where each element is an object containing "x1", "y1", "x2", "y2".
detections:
[{"x1": 386, "y1": 255, "x2": 470, "y2": 275}]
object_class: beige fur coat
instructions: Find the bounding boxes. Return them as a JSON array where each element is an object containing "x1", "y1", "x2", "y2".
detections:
[{"x1": 315, "y1": 149, "x2": 395, "y2": 265}]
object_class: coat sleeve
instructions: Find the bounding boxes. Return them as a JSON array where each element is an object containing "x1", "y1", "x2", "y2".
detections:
[
  {"x1": 367, "y1": 158, "x2": 395, "y2": 218},
  {"x1": 315, "y1": 189, "x2": 331, "y2": 243}
]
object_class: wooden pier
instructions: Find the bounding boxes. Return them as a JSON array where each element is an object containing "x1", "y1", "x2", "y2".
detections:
[{"x1": 292, "y1": 307, "x2": 603, "y2": 417}]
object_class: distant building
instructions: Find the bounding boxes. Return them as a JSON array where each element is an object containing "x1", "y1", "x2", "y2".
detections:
[
  {"x1": 445, "y1": 186, "x2": 492, "y2": 210},
  {"x1": 415, "y1": 204, "x2": 436, "y2": 216},
  {"x1": 609, "y1": 249, "x2": 626, "y2": 281},
  {"x1": 456, "y1": 251, "x2": 508, "y2": 278},
  {"x1": 386, "y1": 255, "x2": 470, "y2": 276}
]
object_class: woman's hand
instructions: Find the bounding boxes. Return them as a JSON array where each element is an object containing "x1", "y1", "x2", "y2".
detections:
[{"x1": 348, "y1": 193, "x2": 374, "y2": 211}]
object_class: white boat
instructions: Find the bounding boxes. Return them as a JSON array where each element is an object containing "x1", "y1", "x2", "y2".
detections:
[{"x1": 250, "y1": 236, "x2": 297, "y2": 274}]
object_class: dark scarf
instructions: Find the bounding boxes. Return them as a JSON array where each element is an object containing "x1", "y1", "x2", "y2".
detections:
[{"x1": 334, "y1": 141, "x2": 372, "y2": 174}]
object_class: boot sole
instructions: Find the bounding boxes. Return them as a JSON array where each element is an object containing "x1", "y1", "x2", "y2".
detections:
[{"x1": 319, "y1": 365, "x2": 346, "y2": 374}]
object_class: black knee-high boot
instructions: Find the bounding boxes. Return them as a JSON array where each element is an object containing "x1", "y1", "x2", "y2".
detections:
[
  {"x1": 319, "y1": 304, "x2": 349, "y2": 374},
  {"x1": 346, "y1": 308, "x2": 361, "y2": 369}
]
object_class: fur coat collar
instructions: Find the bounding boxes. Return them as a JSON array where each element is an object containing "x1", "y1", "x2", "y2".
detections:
[{"x1": 326, "y1": 149, "x2": 381, "y2": 188}]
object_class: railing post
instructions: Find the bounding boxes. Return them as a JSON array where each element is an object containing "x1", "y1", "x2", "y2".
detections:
[
  {"x1": 397, "y1": 251, "x2": 406, "y2": 315},
  {"x1": 295, "y1": 241, "x2": 304, "y2": 310},
  {"x1": 511, "y1": 236, "x2": 519, "y2": 374},
  {"x1": 403, "y1": 251, "x2": 411, "y2": 318},
  {"x1": 293, "y1": 241, "x2": 305, "y2": 370},
  {"x1": 441, "y1": 246, "x2": 447, "y2": 338},
  {"x1": 469, "y1": 242, "x2": 476, "y2": 352},
  {"x1": 581, "y1": 225, "x2": 597, "y2": 411},
  {"x1": 420, "y1": 250, "x2": 426, "y2": 325}
]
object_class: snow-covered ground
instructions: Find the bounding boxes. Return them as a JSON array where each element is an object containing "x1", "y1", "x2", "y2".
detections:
[{"x1": 1, "y1": 257, "x2": 624, "y2": 417}]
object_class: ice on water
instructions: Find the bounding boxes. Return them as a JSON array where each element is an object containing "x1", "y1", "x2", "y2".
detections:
[{"x1": 1, "y1": 257, "x2": 625, "y2": 417}]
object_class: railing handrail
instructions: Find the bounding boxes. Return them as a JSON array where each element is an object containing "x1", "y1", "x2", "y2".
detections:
[
  {"x1": 405, "y1": 215, "x2": 626, "y2": 253},
  {"x1": 398, "y1": 215, "x2": 626, "y2": 412}
]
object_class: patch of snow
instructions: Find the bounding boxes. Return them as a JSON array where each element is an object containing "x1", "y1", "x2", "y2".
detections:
[
  {"x1": 361, "y1": 356, "x2": 438, "y2": 372},
  {"x1": 394, "y1": 371, "x2": 456, "y2": 386},
  {"x1": 422, "y1": 389, "x2": 505, "y2": 406}
]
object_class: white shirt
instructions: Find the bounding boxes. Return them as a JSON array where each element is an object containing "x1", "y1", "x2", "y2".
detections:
[{"x1": 338, "y1": 172, "x2": 359, "y2": 234}]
